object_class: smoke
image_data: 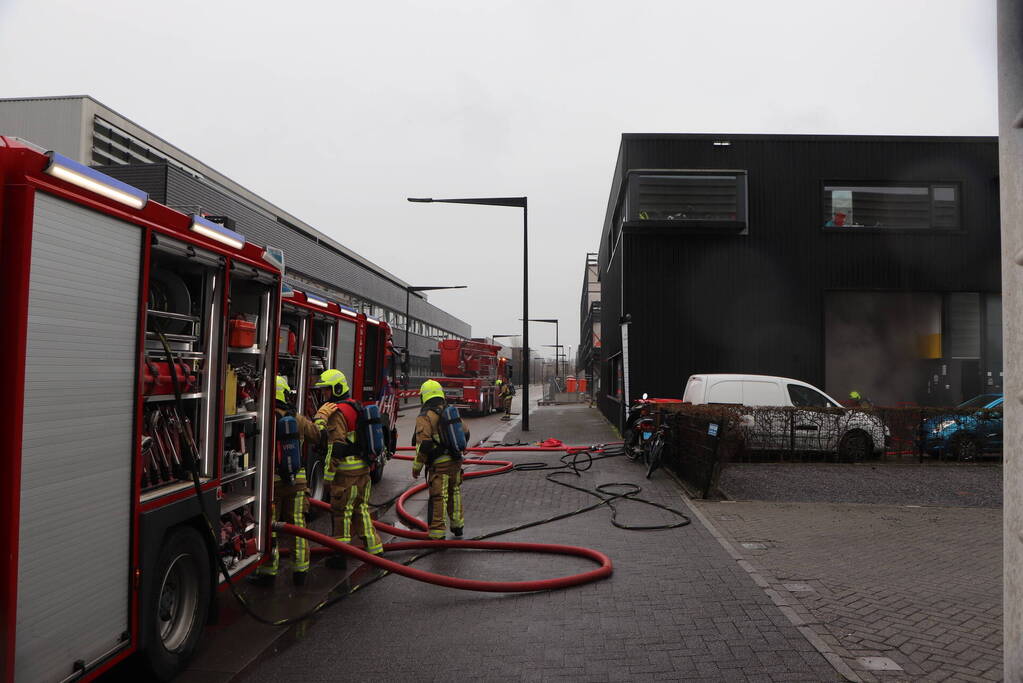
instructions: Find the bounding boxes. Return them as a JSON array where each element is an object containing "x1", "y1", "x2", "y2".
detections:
[{"x1": 825, "y1": 292, "x2": 941, "y2": 404}]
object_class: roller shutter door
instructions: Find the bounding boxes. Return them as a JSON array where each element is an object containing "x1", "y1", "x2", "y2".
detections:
[{"x1": 15, "y1": 193, "x2": 139, "y2": 682}]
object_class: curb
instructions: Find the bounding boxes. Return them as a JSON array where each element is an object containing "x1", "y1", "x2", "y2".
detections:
[{"x1": 664, "y1": 468, "x2": 863, "y2": 683}]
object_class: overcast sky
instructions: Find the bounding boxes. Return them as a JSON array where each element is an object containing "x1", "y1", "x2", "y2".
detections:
[{"x1": 0, "y1": 0, "x2": 998, "y2": 360}]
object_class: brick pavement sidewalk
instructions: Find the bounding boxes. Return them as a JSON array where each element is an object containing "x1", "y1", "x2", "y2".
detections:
[
  {"x1": 696, "y1": 500, "x2": 1003, "y2": 682},
  {"x1": 238, "y1": 404, "x2": 844, "y2": 682}
]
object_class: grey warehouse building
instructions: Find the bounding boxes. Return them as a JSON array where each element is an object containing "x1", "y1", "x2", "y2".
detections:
[{"x1": 0, "y1": 95, "x2": 469, "y2": 381}]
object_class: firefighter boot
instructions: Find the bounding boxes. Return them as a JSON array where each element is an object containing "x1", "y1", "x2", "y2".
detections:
[{"x1": 451, "y1": 526, "x2": 463, "y2": 538}]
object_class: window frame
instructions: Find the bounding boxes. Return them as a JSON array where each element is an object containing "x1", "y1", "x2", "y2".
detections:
[
  {"x1": 623, "y1": 169, "x2": 749, "y2": 234},
  {"x1": 607, "y1": 352, "x2": 623, "y2": 403},
  {"x1": 820, "y1": 180, "x2": 964, "y2": 233}
]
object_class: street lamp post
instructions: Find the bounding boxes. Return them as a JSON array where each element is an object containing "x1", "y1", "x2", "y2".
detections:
[
  {"x1": 523, "y1": 318, "x2": 559, "y2": 378},
  {"x1": 543, "y1": 343, "x2": 566, "y2": 385},
  {"x1": 409, "y1": 196, "x2": 530, "y2": 430}
]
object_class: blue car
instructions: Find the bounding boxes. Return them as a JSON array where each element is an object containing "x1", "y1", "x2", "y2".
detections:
[{"x1": 918, "y1": 394, "x2": 1003, "y2": 460}]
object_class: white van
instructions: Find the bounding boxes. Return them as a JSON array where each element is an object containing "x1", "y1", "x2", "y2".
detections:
[{"x1": 682, "y1": 374, "x2": 887, "y2": 459}]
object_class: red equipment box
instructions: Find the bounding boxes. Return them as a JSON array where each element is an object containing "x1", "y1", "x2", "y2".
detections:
[{"x1": 229, "y1": 317, "x2": 257, "y2": 348}]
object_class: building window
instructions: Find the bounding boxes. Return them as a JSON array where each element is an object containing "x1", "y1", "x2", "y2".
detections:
[
  {"x1": 626, "y1": 170, "x2": 748, "y2": 231},
  {"x1": 608, "y1": 353, "x2": 623, "y2": 401},
  {"x1": 823, "y1": 183, "x2": 960, "y2": 230}
]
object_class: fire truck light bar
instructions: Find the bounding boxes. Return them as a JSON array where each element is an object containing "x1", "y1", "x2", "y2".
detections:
[
  {"x1": 44, "y1": 151, "x2": 149, "y2": 210},
  {"x1": 190, "y1": 214, "x2": 246, "y2": 250},
  {"x1": 339, "y1": 304, "x2": 357, "y2": 315},
  {"x1": 306, "y1": 295, "x2": 330, "y2": 308}
]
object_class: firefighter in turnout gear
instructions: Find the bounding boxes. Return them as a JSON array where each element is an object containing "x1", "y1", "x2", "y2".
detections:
[
  {"x1": 412, "y1": 380, "x2": 468, "y2": 539},
  {"x1": 498, "y1": 379, "x2": 513, "y2": 420},
  {"x1": 314, "y1": 369, "x2": 383, "y2": 569},
  {"x1": 249, "y1": 376, "x2": 324, "y2": 587}
]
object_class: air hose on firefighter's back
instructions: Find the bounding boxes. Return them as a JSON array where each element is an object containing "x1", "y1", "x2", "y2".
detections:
[{"x1": 161, "y1": 326, "x2": 687, "y2": 625}]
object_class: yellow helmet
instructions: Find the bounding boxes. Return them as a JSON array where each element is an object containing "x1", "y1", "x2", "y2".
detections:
[
  {"x1": 849, "y1": 390, "x2": 861, "y2": 400},
  {"x1": 496, "y1": 379, "x2": 503, "y2": 385},
  {"x1": 275, "y1": 375, "x2": 291, "y2": 403},
  {"x1": 315, "y1": 368, "x2": 350, "y2": 398},
  {"x1": 420, "y1": 379, "x2": 445, "y2": 404}
]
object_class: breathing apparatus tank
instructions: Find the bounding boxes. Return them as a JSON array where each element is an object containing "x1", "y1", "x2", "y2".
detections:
[
  {"x1": 439, "y1": 404, "x2": 467, "y2": 456},
  {"x1": 276, "y1": 412, "x2": 302, "y2": 483},
  {"x1": 360, "y1": 403, "x2": 386, "y2": 457}
]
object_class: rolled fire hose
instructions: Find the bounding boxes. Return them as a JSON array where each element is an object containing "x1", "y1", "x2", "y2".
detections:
[{"x1": 276, "y1": 446, "x2": 615, "y2": 592}]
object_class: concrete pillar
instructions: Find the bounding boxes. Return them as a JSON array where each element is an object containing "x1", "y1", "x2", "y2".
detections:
[{"x1": 998, "y1": 0, "x2": 1023, "y2": 677}]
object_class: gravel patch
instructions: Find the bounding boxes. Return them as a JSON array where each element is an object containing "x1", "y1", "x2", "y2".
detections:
[{"x1": 719, "y1": 462, "x2": 1002, "y2": 507}]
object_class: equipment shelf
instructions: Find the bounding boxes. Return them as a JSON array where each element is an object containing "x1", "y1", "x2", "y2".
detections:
[
  {"x1": 146, "y1": 309, "x2": 200, "y2": 323},
  {"x1": 277, "y1": 353, "x2": 301, "y2": 362},
  {"x1": 140, "y1": 478, "x2": 209, "y2": 503},
  {"x1": 227, "y1": 345, "x2": 262, "y2": 354},
  {"x1": 144, "y1": 349, "x2": 206, "y2": 361},
  {"x1": 146, "y1": 331, "x2": 200, "y2": 343},
  {"x1": 220, "y1": 492, "x2": 256, "y2": 514},
  {"x1": 221, "y1": 466, "x2": 257, "y2": 485},
  {"x1": 224, "y1": 411, "x2": 258, "y2": 423},
  {"x1": 145, "y1": 392, "x2": 204, "y2": 403}
]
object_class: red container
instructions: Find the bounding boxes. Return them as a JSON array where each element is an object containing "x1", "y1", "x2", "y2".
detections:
[
  {"x1": 578, "y1": 378, "x2": 588, "y2": 393},
  {"x1": 278, "y1": 325, "x2": 297, "y2": 354},
  {"x1": 143, "y1": 360, "x2": 196, "y2": 395},
  {"x1": 565, "y1": 376, "x2": 577, "y2": 392},
  {"x1": 229, "y1": 318, "x2": 256, "y2": 348}
]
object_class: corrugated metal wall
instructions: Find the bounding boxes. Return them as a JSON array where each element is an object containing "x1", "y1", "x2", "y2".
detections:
[
  {"x1": 598, "y1": 134, "x2": 1000, "y2": 425},
  {"x1": 98, "y1": 163, "x2": 471, "y2": 347},
  {"x1": 0, "y1": 97, "x2": 86, "y2": 159}
]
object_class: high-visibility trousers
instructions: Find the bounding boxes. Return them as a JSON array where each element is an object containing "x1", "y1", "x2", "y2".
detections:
[
  {"x1": 502, "y1": 396, "x2": 513, "y2": 415},
  {"x1": 330, "y1": 471, "x2": 383, "y2": 555},
  {"x1": 427, "y1": 461, "x2": 464, "y2": 539},
  {"x1": 257, "y1": 479, "x2": 310, "y2": 576}
]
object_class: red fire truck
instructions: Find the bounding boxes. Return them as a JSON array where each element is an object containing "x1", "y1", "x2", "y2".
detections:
[
  {"x1": 0, "y1": 138, "x2": 396, "y2": 682},
  {"x1": 276, "y1": 286, "x2": 398, "y2": 499},
  {"x1": 436, "y1": 339, "x2": 510, "y2": 415}
]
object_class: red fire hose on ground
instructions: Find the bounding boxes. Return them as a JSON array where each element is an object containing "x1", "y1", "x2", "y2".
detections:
[
  {"x1": 281, "y1": 447, "x2": 614, "y2": 593},
  {"x1": 254, "y1": 441, "x2": 689, "y2": 626}
]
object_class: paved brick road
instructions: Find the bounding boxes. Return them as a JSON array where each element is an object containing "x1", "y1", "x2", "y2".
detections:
[
  {"x1": 719, "y1": 463, "x2": 1002, "y2": 508},
  {"x1": 238, "y1": 405, "x2": 839, "y2": 682},
  {"x1": 696, "y1": 500, "x2": 1003, "y2": 682}
]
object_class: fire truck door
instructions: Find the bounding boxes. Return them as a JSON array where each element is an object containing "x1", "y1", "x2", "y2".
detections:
[{"x1": 15, "y1": 194, "x2": 138, "y2": 682}]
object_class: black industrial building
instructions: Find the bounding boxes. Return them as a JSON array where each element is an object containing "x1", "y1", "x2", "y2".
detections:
[
  {"x1": 577, "y1": 252, "x2": 601, "y2": 392},
  {"x1": 597, "y1": 134, "x2": 1001, "y2": 427}
]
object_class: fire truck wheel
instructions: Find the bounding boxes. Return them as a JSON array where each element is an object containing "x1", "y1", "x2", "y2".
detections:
[{"x1": 145, "y1": 525, "x2": 211, "y2": 681}]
